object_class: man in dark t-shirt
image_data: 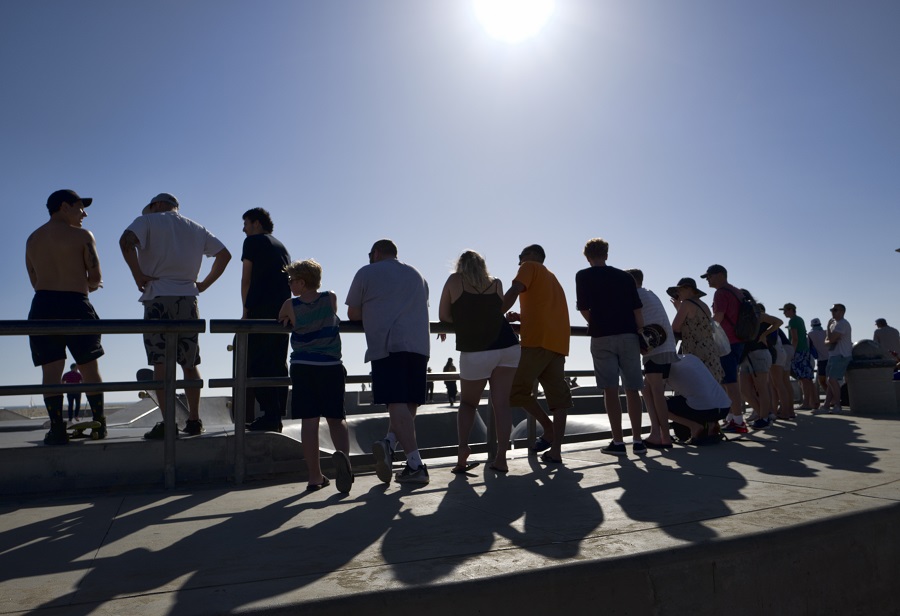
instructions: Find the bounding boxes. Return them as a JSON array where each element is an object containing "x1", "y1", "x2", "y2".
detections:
[{"x1": 241, "y1": 208, "x2": 291, "y2": 431}]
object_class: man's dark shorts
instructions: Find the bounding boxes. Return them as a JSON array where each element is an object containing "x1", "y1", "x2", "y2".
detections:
[
  {"x1": 371, "y1": 352, "x2": 427, "y2": 406},
  {"x1": 290, "y1": 363, "x2": 346, "y2": 420},
  {"x1": 667, "y1": 395, "x2": 728, "y2": 424},
  {"x1": 28, "y1": 291, "x2": 104, "y2": 367},
  {"x1": 719, "y1": 342, "x2": 744, "y2": 384}
]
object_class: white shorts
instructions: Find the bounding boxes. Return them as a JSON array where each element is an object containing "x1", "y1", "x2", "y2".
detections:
[{"x1": 459, "y1": 345, "x2": 521, "y2": 380}]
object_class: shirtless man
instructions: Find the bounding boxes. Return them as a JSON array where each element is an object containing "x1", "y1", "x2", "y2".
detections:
[{"x1": 26, "y1": 189, "x2": 106, "y2": 445}]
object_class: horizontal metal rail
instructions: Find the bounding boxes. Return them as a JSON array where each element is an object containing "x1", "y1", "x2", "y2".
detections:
[
  {"x1": 0, "y1": 319, "x2": 205, "y2": 336},
  {"x1": 0, "y1": 380, "x2": 202, "y2": 397}
]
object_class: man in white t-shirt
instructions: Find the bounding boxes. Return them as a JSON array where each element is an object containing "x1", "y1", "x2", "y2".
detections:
[
  {"x1": 120, "y1": 193, "x2": 231, "y2": 439},
  {"x1": 820, "y1": 303, "x2": 852, "y2": 414},
  {"x1": 666, "y1": 354, "x2": 732, "y2": 444}
]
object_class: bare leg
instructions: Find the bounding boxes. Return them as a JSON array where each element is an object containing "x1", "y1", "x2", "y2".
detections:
[
  {"x1": 740, "y1": 372, "x2": 761, "y2": 418},
  {"x1": 723, "y1": 381, "x2": 743, "y2": 421},
  {"x1": 302, "y1": 417, "x2": 323, "y2": 485},
  {"x1": 456, "y1": 377, "x2": 487, "y2": 469},
  {"x1": 549, "y1": 408, "x2": 567, "y2": 459},
  {"x1": 667, "y1": 410, "x2": 706, "y2": 440},
  {"x1": 488, "y1": 367, "x2": 516, "y2": 471},
  {"x1": 625, "y1": 389, "x2": 643, "y2": 441},
  {"x1": 326, "y1": 417, "x2": 350, "y2": 455},
  {"x1": 826, "y1": 377, "x2": 842, "y2": 410},
  {"x1": 388, "y1": 403, "x2": 421, "y2": 466},
  {"x1": 643, "y1": 374, "x2": 671, "y2": 445},
  {"x1": 604, "y1": 387, "x2": 624, "y2": 442},
  {"x1": 521, "y1": 397, "x2": 555, "y2": 442},
  {"x1": 182, "y1": 365, "x2": 202, "y2": 421}
]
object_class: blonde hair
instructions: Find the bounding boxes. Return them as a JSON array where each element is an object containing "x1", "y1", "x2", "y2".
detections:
[
  {"x1": 284, "y1": 259, "x2": 322, "y2": 290},
  {"x1": 455, "y1": 250, "x2": 492, "y2": 289}
]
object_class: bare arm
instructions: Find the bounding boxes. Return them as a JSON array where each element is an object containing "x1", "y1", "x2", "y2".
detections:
[
  {"x1": 277, "y1": 298, "x2": 294, "y2": 328},
  {"x1": 438, "y1": 274, "x2": 458, "y2": 323},
  {"x1": 790, "y1": 327, "x2": 798, "y2": 347},
  {"x1": 671, "y1": 302, "x2": 688, "y2": 335},
  {"x1": 501, "y1": 280, "x2": 525, "y2": 313},
  {"x1": 119, "y1": 230, "x2": 157, "y2": 293},
  {"x1": 240, "y1": 259, "x2": 252, "y2": 318},
  {"x1": 757, "y1": 313, "x2": 783, "y2": 344},
  {"x1": 197, "y1": 248, "x2": 232, "y2": 293},
  {"x1": 25, "y1": 241, "x2": 37, "y2": 289},
  {"x1": 579, "y1": 309, "x2": 591, "y2": 325},
  {"x1": 84, "y1": 232, "x2": 102, "y2": 292},
  {"x1": 347, "y1": 305, "x2": 362, "y2": 321}
]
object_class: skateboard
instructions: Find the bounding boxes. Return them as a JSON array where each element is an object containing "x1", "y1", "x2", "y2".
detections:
[{"x1": 68, "y1": 420, "x2": 103, "y2": 440}]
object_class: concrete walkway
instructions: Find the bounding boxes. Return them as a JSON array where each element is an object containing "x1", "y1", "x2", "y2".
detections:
[{"x1": 2, "y1": 411, "x2": 899, "y2": 615}]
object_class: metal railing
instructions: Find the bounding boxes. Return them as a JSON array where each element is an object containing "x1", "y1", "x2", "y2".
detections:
[{"x1": 0, "y1": 319, "x2": 205, "y2": 489}]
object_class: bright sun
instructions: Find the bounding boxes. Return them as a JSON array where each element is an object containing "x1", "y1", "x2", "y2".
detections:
[{"x1": 473, "y1": 0, "x2": 555, "y2": 44}]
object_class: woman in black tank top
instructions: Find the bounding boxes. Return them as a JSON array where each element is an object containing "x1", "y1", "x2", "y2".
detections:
[{"x1": 439, "y1": 251, "x2": 520, "y2": 473}]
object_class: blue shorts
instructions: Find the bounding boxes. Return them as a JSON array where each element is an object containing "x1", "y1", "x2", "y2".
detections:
[
  {"x1": 720, "y1": 343, "x2": 744, "y2": 384},
  {"x1": 371, "y1": 352, "x2": 427, "y2": 406},
  {"x1": 791, "y1": 350, "x2": 814, "y2": 380},
  {"x1": 826, "y1": 355, "x2": 851, "y2": 380}
]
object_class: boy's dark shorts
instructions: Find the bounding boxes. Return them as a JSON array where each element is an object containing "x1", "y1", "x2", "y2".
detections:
[
  {"x1": 371, "y1": 352, "x2": 427, "y2": 406},
  {"x1": 28, "y1": 291, "x2": 104, "y2": 367},
  {"x1": 290, "y1": 363, "x2": 346, "y2": 420},
  {"x1": 719, "y1": 342, "x2": 744, "y2": 384}
]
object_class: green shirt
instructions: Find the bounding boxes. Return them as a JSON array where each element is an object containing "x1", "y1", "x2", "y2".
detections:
[{"x1": 788, "y1": 316, "x2": 808, "y2": 352}]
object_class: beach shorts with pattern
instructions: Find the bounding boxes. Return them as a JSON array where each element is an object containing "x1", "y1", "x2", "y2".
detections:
[
  {"x1": 791, "y1": 349, "x2": 814, "y2": 380},
  {"x1": 142, "y1": 296, "x2": 201, "y2": 367}
]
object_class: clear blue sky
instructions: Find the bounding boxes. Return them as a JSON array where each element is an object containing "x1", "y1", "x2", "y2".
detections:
[{"x1": 2, "y1": 1, "x2": 898, "y2": 406}]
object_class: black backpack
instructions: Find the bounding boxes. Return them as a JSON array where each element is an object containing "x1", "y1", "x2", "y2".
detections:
[{"x1": 725, "y1": 288, "x2": 761, "y2": 343}]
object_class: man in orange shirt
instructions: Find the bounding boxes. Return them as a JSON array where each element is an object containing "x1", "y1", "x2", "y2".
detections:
[{"x1": 502, "y1": 244, "x2": 572, "y2": 464}]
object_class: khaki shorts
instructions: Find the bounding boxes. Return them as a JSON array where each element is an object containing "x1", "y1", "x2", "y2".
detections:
[
  {"x1": 143, "y1": 296, "x2": 201, "y2": 368},
  {"x1": 509, "y1": 347, "x2": 572, "y2": 410}
]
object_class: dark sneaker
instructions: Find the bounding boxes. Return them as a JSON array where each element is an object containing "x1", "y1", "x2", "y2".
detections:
[
  {"x1": 44, "y1": 422, "x2": 69, "y2": 446},
  {"x1": 751, "y1": 417, "x2": 771, "y2": 430},
  {"x1": 372, "y1": 439, "x2": 393, "y2": 484},
  {"x1": 395, "y1": 463, "x2": 430, "y2": 485},
  {"x1": 333, "y1": 450, "x2": 354, "y2": 494},
  {"x1": 601, "y1": 441, "x2": 627, "y2": 456},
  {"x1": 182, "y1": 419, "x2": 204, "y2": 436},
  {"x1": 632, "y1": 441, "x2": 647, "y2": 455},
  {"x1": 246, "y1": 417, "x2": 283, "y2": 433},
  {"x1": 530, "y1": 436, "x2": 553, "y2": 452},
  {"x1": 143, "y1": 421, "x2": 167, "y2": 440},
  {"x1": 90, "y1": 416, "x2": 107, "y2": 440}
]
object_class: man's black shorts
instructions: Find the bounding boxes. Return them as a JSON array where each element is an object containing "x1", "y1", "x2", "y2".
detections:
[
  {"x1": 666, "y1": 395, "x2": 728, "y2": 425},
  {"x1": 28, "y1": 291, "x2": 104, "y2": 367},
  {"x1": 371, "y1": 352, "x2": 427, "y2": 406}
]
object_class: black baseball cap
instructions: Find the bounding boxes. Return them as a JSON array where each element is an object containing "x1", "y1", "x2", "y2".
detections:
[
  {"x1": 47, "y1": 189, "x2": 92, "y2": 212},
  {"x1": 700, "y1": 264, "x2": 727, "y2": 279}
]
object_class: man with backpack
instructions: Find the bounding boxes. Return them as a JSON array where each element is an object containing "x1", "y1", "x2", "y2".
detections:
[{"x1": 701, "y1": 264, "x2": 756, "y2": 434}]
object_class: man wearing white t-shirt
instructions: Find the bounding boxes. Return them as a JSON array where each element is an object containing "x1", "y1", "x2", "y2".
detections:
[
  {"x1": 821, "y1": 303, "x2": 852, "y2": 414},
  {"x1": 120, "y1": 193, "x2": 231, "y2": 438}
]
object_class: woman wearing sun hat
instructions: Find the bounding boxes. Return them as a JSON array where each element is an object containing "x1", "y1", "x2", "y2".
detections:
[{"x1": 669, "y1": 277, "x2": 724, "y2": 383}]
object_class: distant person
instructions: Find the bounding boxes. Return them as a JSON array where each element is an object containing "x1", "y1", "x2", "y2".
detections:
[
  {"x1": 61, "y1": 364, "x2": 83, "y2": 422},
  {"x1": 439, "y1": 250, "x2": 520, "y2": 474},
  {"x1": 668, "y1": 277, "x2": 724, "y2": 382},
  {"x1": 781, "y1": 303, "x2": 816, "y2": 410},
  {"x1": 443, "y1": 357, "x2": 458, "y2": 406},
  {"x1": 627, "y1": 269, "x2": 677, "y2": 450},
  {"x1": 241, "y1": 208, "x2": 291, "y2": 432},
  {"x1": 701, "y1": 264, "x2": 746, "y2": 434},
  {"x1": 278, "y1": 259, "x2": 352, "y2": 493},
  {"x1": 346, "y1": 239, "x2": 431, "y2": 485},
  {"x1": 503, "y1": 244, "x2": 572, "y2": 464},
  {"x1": 666, "y1": 354, "x2": 733, "y2": 445},
  {"x1": 575, "y1": 239, "x2": 643, "y2": 456},
  {"x1": 807, "y1": 318, "x2": 829, "y2": 409},
  {"x1": 819, "y1": 303, "x2": 852, "y2": 414},
  {"x1": 26, "y1": 189, "x2": 106, "y2": 445},
  {"x1": 120, "y1": 192, "x2": 231, "y2": 439},
  {"x1": 873, "y1": 318, "x2": 900, "y2": 359}
]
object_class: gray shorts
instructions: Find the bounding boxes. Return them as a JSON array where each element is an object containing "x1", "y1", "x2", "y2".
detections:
[
  {"x1": 142, "y1": 296, "x2": 201, "y2": 368},
  {"x1": 590, "y1": 333, "x2": 643, "y2": 390},
  {"x1": 740, "y1": 349, "x2": 771, "y2": 375}
]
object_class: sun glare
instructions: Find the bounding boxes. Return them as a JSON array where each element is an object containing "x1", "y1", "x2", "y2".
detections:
[{"x1": 473, "y1": 0, "x2": 555, "y2": 44}]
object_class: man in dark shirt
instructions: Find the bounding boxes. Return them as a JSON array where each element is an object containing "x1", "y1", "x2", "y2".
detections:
[
  {"x1": 575, "y1": 238, "x2": 644, "y2": 456},
  {"x1": 241, "y1": 208, "x2": 291, "y2": 431}
]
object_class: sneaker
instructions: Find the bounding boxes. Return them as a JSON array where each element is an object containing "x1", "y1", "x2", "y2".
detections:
[
  {"x1": 530, "y1": 436, "x2": 553, "y2": 452},
  {"x1": 372, "y1": 439, "x2": 393, "y2": 483},
  {"x1": 182, "y1": 419, "x2": 204, "y2": 436},
  {"x1": 143, "y1": 421, "x2": 167, "y2": 440},
  {"x1": 721, "y1": 418, "x2": 749, "y2": 434},
  {"x1": 333, "y1": 450, "x2": 354, "y2": 494},
  {"x1": 246, "y1": 416, "x2": 283, "y2": 433},
  {"x1": 632, "y1": 441, "x2": 647, "y2": 455},
  {"x1": 90, "y1": 416, "x2": 107, "y2": 440},
  {"x1": 395, "y1": 463, "x2": 430, "y2": 485},
  {"x1": 44, "y1": 422, "x2": 69, "y2": 446},
  {"x1": 751, "y1": 417, "x2": 771, "y2": 430},
  {"x1": 601, "y1": 441, "x2": 627, "y2": 456}
]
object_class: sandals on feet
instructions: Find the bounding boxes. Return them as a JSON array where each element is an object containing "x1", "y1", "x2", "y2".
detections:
[{"x1": 306, "y1": 476, "x2": 330, "y2": 491}]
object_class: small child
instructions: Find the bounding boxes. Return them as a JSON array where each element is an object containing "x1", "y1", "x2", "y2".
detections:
[{"x1": 278, "y1": 259, "x2": 353, "y2": 493}]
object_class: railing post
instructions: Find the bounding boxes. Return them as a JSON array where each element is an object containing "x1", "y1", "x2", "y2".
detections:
[
  {"x1": 233, "y1": 332, "x2": 249, "y2": 485},
  {"x1": 163, "y1": 332, "x2": 178, "y2": 489}
]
